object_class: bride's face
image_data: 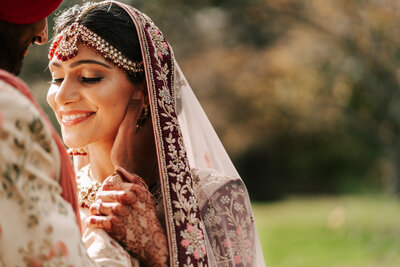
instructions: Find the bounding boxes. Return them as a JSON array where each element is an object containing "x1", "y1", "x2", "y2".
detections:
[{"x1": 47, "y1": 44, "x2": 135, "y2": 148}]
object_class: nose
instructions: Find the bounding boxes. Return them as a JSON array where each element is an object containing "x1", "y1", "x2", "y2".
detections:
[
  {"x1": 34, "y1": 19, "x2": 48, "y2": 45},
  {"x1": 54, "y1": 78, "x2": 81, "y2": 106}
]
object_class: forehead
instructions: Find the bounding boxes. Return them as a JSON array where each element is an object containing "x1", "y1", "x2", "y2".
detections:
[{"x1": 49, "y1": 44, "x2": 110, "y2": 68}]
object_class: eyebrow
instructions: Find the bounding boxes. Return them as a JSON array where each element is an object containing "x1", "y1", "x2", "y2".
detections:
[{"x1": 49, "y1": 59, "x2": 112, "y2": 69}]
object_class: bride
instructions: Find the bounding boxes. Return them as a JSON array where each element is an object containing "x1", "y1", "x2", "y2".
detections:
[{"x1": 48, "y1": 1, "x2": 265, "y2": 266}]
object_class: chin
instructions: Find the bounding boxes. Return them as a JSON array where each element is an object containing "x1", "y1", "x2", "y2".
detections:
[
  {"x1": 7, "y1": 57, "x2": 23, "y2": 76},
  {"x1": 62, "y1": 134, "x2": 88, "y2": 149}
]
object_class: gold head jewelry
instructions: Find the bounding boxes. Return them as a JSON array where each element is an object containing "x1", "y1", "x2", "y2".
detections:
[{"x1": 49, "y1": 1, "x2": 144, "y2": 75}]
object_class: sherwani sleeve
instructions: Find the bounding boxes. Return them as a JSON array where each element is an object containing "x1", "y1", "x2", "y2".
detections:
[{"x1": 0, "y1": 81, "x2": 137, "y2": 267}]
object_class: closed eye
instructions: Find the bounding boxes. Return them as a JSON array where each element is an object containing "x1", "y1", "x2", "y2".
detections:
[
  {"x1": 49, "y1": 78, "x2": 64, "y2": 85},
  {"x1": 81, "y1": 77, "x2": 103, "y2": 84}
]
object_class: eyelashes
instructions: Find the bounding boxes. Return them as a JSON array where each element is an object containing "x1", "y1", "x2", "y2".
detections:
[
  {"x1": 49, "y1": 77, "x2": 103, "y2": 85},
  {"x1": 49, "y1": 78, "x2": 64, "y2": 85},
  {"x1": 81, "y1": 77, "x2": 103, "y2": 84}
]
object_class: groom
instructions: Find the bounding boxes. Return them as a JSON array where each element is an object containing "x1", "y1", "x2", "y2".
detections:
[
  {"x1": 0, "y1": 0, "x2": 92, "y2": 265},
  {"x1": 0, "y1": 0, "x2": 57, "y2": 75},
  {"x1": 0, "y1": 1, "x2": 165, "y2": 265},
  {"x1": 0, "y1": 1, "x2": 126, "y2": 265}
]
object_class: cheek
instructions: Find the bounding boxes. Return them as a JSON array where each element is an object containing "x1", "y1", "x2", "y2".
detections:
[
  {"x1": 47, "y1": 85, "x2": 57, "y2": 113},
  {"x1": 105, "y1": 96, "x2": 129, "y2": 123},
  {"x1": 95, "y1": 90, "x2": 131, "y2": 132},
  {"x1": 101, "y1": 79, "x2": 133, "y2": 117}
]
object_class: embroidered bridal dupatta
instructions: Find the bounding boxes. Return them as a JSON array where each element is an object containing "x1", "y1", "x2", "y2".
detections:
[{"x1": 76, "y1": 2, "x2": 265, "y2": 266}]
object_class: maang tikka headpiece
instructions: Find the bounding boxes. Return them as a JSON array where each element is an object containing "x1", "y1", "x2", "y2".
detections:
[{"x1": 49, "y1": 1, "x2": 144, "y2": 75}]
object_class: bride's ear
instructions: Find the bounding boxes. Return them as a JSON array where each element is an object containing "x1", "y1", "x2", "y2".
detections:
[
  {"x1": 131, "y1": 80, "x2": 147, "y2": 102},
  {"x1": 141, "y1": 79, "x2": 149, "y2": 106}
]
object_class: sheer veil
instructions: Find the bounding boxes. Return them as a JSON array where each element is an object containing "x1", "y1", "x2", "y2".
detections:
[
  {"x1": 175, "y1": 60, "x2": 265, "y2": 266},
  {"x1": 174, "y1": 61, "x2": 239, "y2": 178}
]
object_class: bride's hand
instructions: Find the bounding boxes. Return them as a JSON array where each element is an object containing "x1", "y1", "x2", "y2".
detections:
[
  {"x1": 86, "y1": 168, "x2": 168, "y2": 266},
  {"x1": 110, "y1": 89, "x2": 143, "y2": 174}
]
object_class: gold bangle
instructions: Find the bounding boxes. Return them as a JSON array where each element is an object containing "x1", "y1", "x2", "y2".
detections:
[{"x1": 135, "y1": 175, "x2": 149, "y2": 191}]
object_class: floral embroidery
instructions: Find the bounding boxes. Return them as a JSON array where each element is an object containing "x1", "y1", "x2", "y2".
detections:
[
  {"x1": 0, "y1": 110, "x2": 65, "y2": 228},
  {"x1": 148, "y1": 26, "x2": 169, "y2": 60},
  {"x1": 159, "y1": 86, "x2": 173, "y2": 104},
  {"x1": 181, "y1": 224, "x2": 207, "y2": 260},
  {"x1": 28, "y1": 117, "x2": 52, "y2": 153},
  {"x1": 200, "y1": 179, "x2": 255, "y2": 266},
  {"x1": 18, "y1": 239, "x2": 71, "y2": 267},
  {"x1": 221, "y1": 195, "x2": 230, "y2": 204},
  {"x1": 127, "y1": 6, "x2": 209, "y2": 266}
]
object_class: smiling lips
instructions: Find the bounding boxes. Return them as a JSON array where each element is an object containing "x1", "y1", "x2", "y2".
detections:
[{"x1": 61, "y1": 112, "x2": 95, "y2": 126}]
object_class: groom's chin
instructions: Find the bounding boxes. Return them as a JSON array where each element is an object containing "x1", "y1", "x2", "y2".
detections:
[
  {"x1": 12, "y1": 57, "x2": 23, "y2": 76},
  {"x1": 2, "y1": 53, "x2": 24, "y2": 76}
]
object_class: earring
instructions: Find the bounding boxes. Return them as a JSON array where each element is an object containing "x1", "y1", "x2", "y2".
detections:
[
  {"x1": 67, "y1": 147, "x2": 87, "y2": 156},
  {"x1": 137, "y1": 105, "x2": 150, "y2": 127}
]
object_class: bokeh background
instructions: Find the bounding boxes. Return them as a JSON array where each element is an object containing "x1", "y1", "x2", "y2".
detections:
[{"x1": 20, "y1": 0, "x2": 400, "y2": 266}]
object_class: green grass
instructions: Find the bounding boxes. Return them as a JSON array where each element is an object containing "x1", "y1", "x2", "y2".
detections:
[{"x1": 252, "y1": 195, "x2": 400, "y2": 267}]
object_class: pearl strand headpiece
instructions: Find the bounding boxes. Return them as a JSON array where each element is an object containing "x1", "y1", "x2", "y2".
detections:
[{"x1": 49, "y1": 1, "x2": 144, "y2": 75}]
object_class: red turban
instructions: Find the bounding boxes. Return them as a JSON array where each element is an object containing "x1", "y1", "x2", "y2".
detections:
[{"x1": 0, "y1": 0, "x2": 63, "y2": 24}]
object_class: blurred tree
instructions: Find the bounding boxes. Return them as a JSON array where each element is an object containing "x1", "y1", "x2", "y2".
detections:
[
  {"x1": 19, "y1": 0, "x2": 400, "y2": 199},
  {"x1": 179, "y1": 0, "x2": 400, "y2": 198}
]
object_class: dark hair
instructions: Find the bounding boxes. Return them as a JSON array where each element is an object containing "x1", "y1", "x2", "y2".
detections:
[{"x1": 53, "y1": 2, "x2": 144, "y2": 83}]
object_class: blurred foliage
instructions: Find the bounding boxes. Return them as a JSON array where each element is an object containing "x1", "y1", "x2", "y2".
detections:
[
  {"x1": 253, "y1": 195, "x2": 400, "y2": 266},
  {"x1": 20, "y1": 0, "x2": 400, "y2": 200}
]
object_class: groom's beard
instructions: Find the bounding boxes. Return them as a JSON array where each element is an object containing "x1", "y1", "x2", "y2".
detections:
[{"x1": 0, "y1": 22, "x2": 31, "y2": 76}]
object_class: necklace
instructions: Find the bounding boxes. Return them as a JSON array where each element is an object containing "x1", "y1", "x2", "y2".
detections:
[
  {"x1": 77, "y1": 164, "x2": 152, "y2": 208},
  {"x1": 76, "y1": 165, "x2": 102, "y2": 209}
]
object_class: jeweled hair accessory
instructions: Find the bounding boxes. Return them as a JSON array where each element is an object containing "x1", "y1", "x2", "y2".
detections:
[{"x1": 49, "y1": 1, "x2": 144, "y2": 75}]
